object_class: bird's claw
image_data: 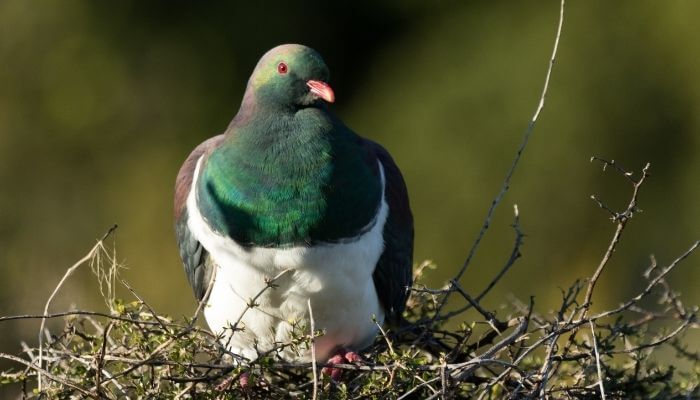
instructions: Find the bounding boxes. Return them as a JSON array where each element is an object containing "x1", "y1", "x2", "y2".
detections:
[
  {"x1": 215, "y1": 372, "x2": 250, "y2": 391},
  {"x1": 321, "y1": 349, "x2": 363, "y2": 381}
]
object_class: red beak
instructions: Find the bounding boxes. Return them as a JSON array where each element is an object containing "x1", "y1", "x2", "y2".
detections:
[{"x1": 306, "y1": 80, "x2": 335, "y2": 103}]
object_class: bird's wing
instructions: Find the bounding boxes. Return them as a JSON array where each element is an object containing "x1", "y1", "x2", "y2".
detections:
[
  {"x1": 174, "y1": 134, "x2": 225, "y2": 300},
  {"x1": 365, "y1": 140, "x2": 414, "y2": 321}
]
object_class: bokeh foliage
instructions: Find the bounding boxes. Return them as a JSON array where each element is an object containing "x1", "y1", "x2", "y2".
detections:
[{"x1": 1, "y1": 0, "x2": 698, "y2": 392}]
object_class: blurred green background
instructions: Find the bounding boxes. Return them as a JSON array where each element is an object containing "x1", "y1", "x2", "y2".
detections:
[{"x1": 1, "y1": 0, "x2": 698, "y2": 390}]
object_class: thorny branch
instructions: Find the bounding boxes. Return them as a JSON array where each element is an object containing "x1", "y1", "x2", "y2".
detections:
[
  {"x1": 3, "y1": 192, "x2": 695, "y2": 398},
  {"x1": 2, "y1": 0, "x2": 699, "y2": 398},
  {"x1": 540, "y1": 159, "x2": 653, "y2": 390},
  {"x1": 583, "y1": 158, "x2": 651, "y2": 312},
  {"x1": 37, "y1": 224, "x2": 118, "y2": 392}
]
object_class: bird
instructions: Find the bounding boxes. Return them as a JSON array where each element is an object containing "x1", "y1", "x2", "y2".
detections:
[{"x1": 174, "y1": 44, "x2": 413, "y2": 364}]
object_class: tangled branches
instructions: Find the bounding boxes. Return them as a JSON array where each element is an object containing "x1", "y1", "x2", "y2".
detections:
[
  {"x1": 0, "y1": 159, "x2": 698, "y2": 399},
  {"x1": 1, "y1": 0, "x2": 698, "y2": 398}
]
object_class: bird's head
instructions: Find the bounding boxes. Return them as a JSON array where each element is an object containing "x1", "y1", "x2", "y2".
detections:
[{"x1": 246, "y1": 44, "x2": 335, "y2": 110}]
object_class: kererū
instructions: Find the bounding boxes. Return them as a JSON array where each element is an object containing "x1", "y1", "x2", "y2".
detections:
[{"x1": 174, "y1": 44, "x2": 413, "y2": 363}]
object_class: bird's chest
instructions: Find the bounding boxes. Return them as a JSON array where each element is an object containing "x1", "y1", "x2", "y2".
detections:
[
  {"x1": 196, "y1": 198, "x2": 389, "y2": 361},
  {"x1": 187, "y1": 157, "x2": 389, "y2": 360},
  {"x1": 198, "y1": 126, "x2": 382, "y2": 247}
]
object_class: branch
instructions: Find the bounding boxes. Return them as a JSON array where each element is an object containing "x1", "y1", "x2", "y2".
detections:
[
  {"x1": 221, "y1": 268, "x2": 291, "y2": 351},
  {"x1": 475, "y1": 204, "x2": 524, "y2": 303},
  {"x1": 0, "y1": 310, "x2": 172, "y2": 325},
  {"x1": 0, "y1": 352, "x2": 99, "y2": 398},
  {"x1": 582, "y1": 161, "x2": 651, "y2": 314},
  {"x1": 434, "y1": 0, "x2": 566, "y2": 317},
  {"x1": 38, "y1": 224, "x2": 118, "y2": 392},
  {"x1": 589, "y1": 321, "x2": 607, "y2": 400},
  {"x1": 307, "y1": 299, "x2": 318, "y2": 400},
  {"x1": 591, "y1": 240, "x2": 699, "y2": 320}
]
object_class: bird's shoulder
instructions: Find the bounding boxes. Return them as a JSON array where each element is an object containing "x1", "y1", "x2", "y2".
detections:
[
  {"x1": 174, "y1": 134, "x2": 226, "y2": 222},
  {"x1": 173, "y1": 134, "x2": 226, "y2": 300}
]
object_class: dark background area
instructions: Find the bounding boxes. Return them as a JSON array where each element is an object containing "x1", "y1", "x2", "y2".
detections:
[{"x1": 1, "y1": 1, "x2": 698, "y2": 395}]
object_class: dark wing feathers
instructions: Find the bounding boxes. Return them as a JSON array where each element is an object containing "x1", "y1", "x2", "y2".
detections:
[
  {"x1": 367, "y1": 140, "x2": 414, "y2": 322},
  {"x1": 174, "y1": 135, "x2": 225, "y2": 300}
]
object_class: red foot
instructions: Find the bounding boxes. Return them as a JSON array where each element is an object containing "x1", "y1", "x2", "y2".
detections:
[
  {"x1": 215, "y1": 372, "x2": 250, "y2": 391},
  {"x1": 344, "y1": 351, "x2": 362, "y2": 363},
  {"x1": 239, "y1": 372, "x2": 250, "y2": 389},
  {"x1": 321, "y1": 349, "x2": 363, "y2": 381}
]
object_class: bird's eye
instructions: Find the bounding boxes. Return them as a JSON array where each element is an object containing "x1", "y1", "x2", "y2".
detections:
[{"x1": 277, "y1": 62, "x2": 288, "y2": 74}]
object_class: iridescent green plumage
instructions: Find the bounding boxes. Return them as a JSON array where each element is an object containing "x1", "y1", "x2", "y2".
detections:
[{"x1": 198, "y1": 106, "x2": 382, "y2": 246}]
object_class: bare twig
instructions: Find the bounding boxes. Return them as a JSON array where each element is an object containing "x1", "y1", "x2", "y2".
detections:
[
  {"x1": 397, "y1": 377, "x2": 441, "y2": 400},
  {"x1": 190, "y1": 263, "x2": 217, "y2": 328},
  {"x1": 38, "y1": 224, "x2": 117, "y2": 392},
  {"x1": 433, "y1": 0, "x2": 565, "y2": 340},
  {"x1": 590, "y1": 321, "x2": 606, "y2": 400},
  {"x1": 591, "y1": 240, "x2": 699, "y2": 320},
  {"x1": 0, "y1": 352, "x2": 99, "y2": 398},
  {"x1": 582, "y1": 162, "x2": 651, "y2": 314},
  {"x1": 94, "y1": 322, "x2": 114, "y2": 399},
  {"x1": 121, "y1": 279, "x2": 170, "y2": 332},
  {"x1": 226, "y1": 268, "x2": 291, "y2": 338},
  {"x1": 475, "y1": 204, "x2": 524, "y2": 303},
  {"x1": 374, "y1": 315, "x2": 396, "y2": 356},
  {"x1": 451, "y1": 316, "x2": 529, "y2": 380},
  {"x1": 0, "y1": 310, "x2": 172, "y2": 325},
  {"x1": 307, "y1": 299, "x2": 318, "y2": 400},
  {"x1": 543, "y1": 161, "x2": 653, "y2": 385},
  {"x1": 450, "y1": 280, "x2": 506, "y2": 334},
  {"x1": 438, "y1": 204, "x2": 526, "y2": 323},
  {"x1": 607, "y1": 315, "x2": 696, "y2": 355},
  {"x1": 590, "y1": 156, "x2": 637, "y2": 184},
  {"x1": 434, "y1": 0, "x2": 567, "y2": 320}
]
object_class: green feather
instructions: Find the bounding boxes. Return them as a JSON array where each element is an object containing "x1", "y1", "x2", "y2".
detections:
[{"x1": 199, "y1": 108, "x2": 381, "y2": 246}]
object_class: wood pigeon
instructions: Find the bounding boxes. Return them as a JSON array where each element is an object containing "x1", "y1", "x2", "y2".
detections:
[{"x1": 174, "y1": 44, "x2": 413, "y2": 363}]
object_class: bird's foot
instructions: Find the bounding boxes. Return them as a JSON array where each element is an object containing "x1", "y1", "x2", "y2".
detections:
[
  {"x1": 344, "y1": 351, "x2": 362, "y2": 363},
  {"x1": 321, "y1": 349, "x2": 363, "y2": 381},
  {"x1": 215, "y1": 372, "x2": 250, "y2": 391}
]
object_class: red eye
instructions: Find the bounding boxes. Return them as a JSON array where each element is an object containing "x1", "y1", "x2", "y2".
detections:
[{"x1": 277, "y1": 62, "x2": 288, "y2": 74}]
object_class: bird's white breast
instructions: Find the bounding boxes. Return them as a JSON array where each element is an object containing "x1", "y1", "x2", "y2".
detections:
[{"x1": 186, "y1": 157, "x2": 388, "y2": 362}]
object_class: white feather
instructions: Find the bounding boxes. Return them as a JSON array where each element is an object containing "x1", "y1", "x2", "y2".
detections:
[{"x1": 186, "y1": 156, "x2": 388, "y2": 362}]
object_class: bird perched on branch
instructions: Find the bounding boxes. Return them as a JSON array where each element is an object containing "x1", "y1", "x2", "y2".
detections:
[{"x1": 174, "y1": 44, "x2": 413, "y2": 364}]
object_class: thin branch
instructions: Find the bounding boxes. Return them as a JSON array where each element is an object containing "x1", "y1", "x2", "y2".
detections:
[
  {"x1": 591, "y1": 240, "x2": 699, "y2": 320},
  {"x1": 607, "y1": 315, "x2": 695, "y2": 355},
  {"x1": 590, "y1": 320, "x2": 606, "y2": 400},
  {"x1": 451, "y1": 316, "x2": 529, "y2": 380},
  {"x1": 373, "y1": 315, "x2": 396, "y2": 357},
  {"x1": 450, "y1": 280, "x2": 507, "y2": 333},
  {"x1": 435, "y1": 0, "x2": 566, "y2": 317},
  {"x1": 307, "y1": 299, "x2": 318, "y2": 400},
  {"x1": 0, "y1": 310, "x2": 171, "y2": 325},
  {"x1": 0, "y1": 352, "x2": 99, "y2": 399},
  {"x1": 190, "y1": 262, "x2": 217, "y2": 328},
  {"x1": 94, "y1": 322, "x2": 114, "y2": 399},
  {"x1": 475, "y1": 204, "x2": 524, "y2": 303},
  {"x1": 121, "y1": 279, "x2": 170, "y2": 332},
  {"x1": 590, "y1": 156, "x2": 637, "y2": 184},
  {"x1": 545, "y1": 161, "x2": 653, "y2": 385},
  {"x1": 397, "y1": 377, "x2": 441, "y2": 400},
  {"x1": 38, "y1": 224, "x2": 118, "y2": 392},
  {"x1": 582, "y1": 162, "x2": 651, "y2": 315},
  {"x1": 226, "y1": 268, "x2": 291, "y2": 341}
]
